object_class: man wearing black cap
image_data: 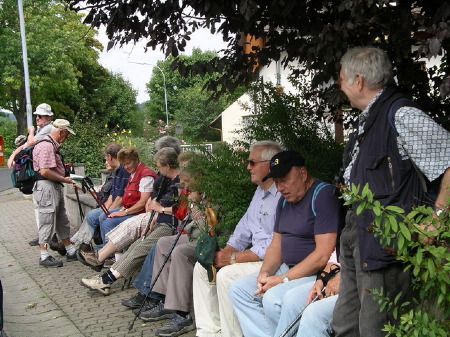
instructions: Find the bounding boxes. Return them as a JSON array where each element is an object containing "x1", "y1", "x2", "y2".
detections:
[{"x1": 229, "y1": 150, "x2": 342, "y2": 337}]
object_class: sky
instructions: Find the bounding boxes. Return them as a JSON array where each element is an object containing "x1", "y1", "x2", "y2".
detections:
[{"x1": 96, "y1": 27, "x2": 228, "y2": 103}]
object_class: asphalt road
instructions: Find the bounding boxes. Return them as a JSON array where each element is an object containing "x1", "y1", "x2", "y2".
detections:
[{"x1": 0, "y1": 167, "x2": 13, "y2": 192}]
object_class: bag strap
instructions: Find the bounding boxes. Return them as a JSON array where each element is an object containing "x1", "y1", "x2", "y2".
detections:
[
  {"x1": 311, "y1": 182, "x2": 332, "y2": 216},
  {"x1": 281, "y1": 182, "x2": 332, "y2": 217}
]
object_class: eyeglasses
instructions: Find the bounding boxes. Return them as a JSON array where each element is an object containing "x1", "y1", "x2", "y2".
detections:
[{"x1": 247, "y1": 159, "x2": 270, "y2": 167}]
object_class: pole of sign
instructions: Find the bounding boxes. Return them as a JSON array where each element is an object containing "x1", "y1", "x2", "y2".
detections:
[{"x1": 18, "y1": 0, "x2": 33, "y2": 127}]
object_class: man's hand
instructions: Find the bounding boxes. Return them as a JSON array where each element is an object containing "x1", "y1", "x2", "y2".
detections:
[
  {"x1": 254, "y1": 272, "x2": 283, "y2": 296},
  {"x1": 213, "y1": 249, "x2": 233, "y2": 268}
]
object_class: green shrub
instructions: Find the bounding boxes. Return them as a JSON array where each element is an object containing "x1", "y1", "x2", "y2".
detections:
[
  {"x1": 344, "y1": 183, "x2": 450, "y2": 337},
  {"x1": 238, "y1": 81, "x2": 343, "y2": 182},
  {"x1": 0, "y1": 118, "x2": 17, "y2": 160},
  {"x1": 184, "y1": 143, "x2": 255, "y2": 246}
]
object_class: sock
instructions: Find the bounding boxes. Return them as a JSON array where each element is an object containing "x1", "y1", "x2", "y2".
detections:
[
  {"x1": 176, "y1": 311, "x2": 189, "y2": 318},
  {"x1": 65, "y1": 244, "x2": 76, "y2": 255},
  {"x1": 40, "y1": 250, "x2": 49, "y2": 260},
  {"x1": 114, "y1": 253, "x2": 123, "y2": 261},
  {"x1": 101, "y1": 270, "x2": 117, "y2": 285}
]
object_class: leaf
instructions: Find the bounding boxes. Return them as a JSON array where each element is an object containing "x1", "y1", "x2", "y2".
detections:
[
  {"x1": 385, "y1": 205, "x2": 405, "y2": 214},
  {"x1": 356, "y1": 201, "x2": 366, "y2": 215},
  {"x1": 399, "y1": 223, "x2": 411, "y2": 241}
]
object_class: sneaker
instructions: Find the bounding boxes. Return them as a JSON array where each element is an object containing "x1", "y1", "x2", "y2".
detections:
[
  {"x1": 66, "y1": 251, "x2": 77, "y2": 262},
  {"x1": 132, "y1": 298, "x2": 160, "y2": 315},
  {"x1": 155, "y1": 313, "x2": 195, "y2": 336},
  {"x1": 139, "y1": 301, "x2": 173, "y2": 322},
  {"x1": 28, "y1": 237, "x2": 39, "y2": 246},
  {"x1": 122, "y1": 292, "x2": 146, "y2": 309},
  {"x1": 39, "y1": 255, "x2": 63, "y2": 268},
  {"x1": 80, "y1": 275, "x2": 111, "y2": 295}
]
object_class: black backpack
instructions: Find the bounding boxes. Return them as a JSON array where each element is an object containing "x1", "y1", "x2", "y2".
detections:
[{"x1": 10, "y1": 139, "x2": 53, "y2": 194}]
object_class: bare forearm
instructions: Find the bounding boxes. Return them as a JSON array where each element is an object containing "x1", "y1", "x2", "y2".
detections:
[
  {"x1": 435, "y1": 167, "x2": 450, "y2": 210},
  {"x1": 286, "y1": 250, "x2": 330, "y2": 280}
]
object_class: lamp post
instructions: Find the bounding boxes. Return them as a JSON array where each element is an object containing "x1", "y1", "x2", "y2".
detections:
[
  {"x1": 128, "y1": 60, "x2": 169, "y2": 128},
  {"x1": 18, "y1": 0, "x2": 33, "y2": 128}
]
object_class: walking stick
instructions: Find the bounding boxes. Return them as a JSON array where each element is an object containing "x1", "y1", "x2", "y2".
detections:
[
  {"x1": 277, "y1": 287, "x2": 327, "y2": 337},
  {"x1": 81, "y1": 177, "x2": 110, "y2": 216},
  {"x1": 128, "y1": 205, "x2": 198, "y2": 331},
  {"x1": 141, "y1": 176, "x2": 168, "y2": 240}
]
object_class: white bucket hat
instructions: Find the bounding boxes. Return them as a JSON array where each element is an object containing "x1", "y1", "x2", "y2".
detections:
[
  {"x1": 53, "y1": 119, "x2": 75, "y2": 135},
  {"x1": 33, "y1": 103, "x2": 53, "y2": 116}
]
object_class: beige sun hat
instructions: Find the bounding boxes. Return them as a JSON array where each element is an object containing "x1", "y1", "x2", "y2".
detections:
[
  {"x1": 33, "y1": 103, "x2": 54, "y2": 116},
  {"x1": 53, "y1": 119, "x2": 76, "y2": 135}
]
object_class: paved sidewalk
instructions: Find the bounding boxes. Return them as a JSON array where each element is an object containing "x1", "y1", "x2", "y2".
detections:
[{"x1": 0, "y1": 188, "x2": 196, "y2": 337}]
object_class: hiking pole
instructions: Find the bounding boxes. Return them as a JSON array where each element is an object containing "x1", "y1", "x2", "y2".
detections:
[
  {"x1": 277, "y1": 287, "x2": 327, "y2": 337},
  {"x1": 81, "y1": 177, "x2": 110, "y2": 217},
  {"x1": 69, "y1": 163, "x2": 85, "y2": 222},
  {"x1": 141, "y1": 176, "x2": 167, "y2": 241},
  {"x1": 128, "y1": 206, "x2": 193, "y2": 331}
]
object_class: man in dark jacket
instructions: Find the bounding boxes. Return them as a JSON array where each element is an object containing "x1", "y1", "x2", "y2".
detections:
[{"x1": 333, "y1": 46, "x2": 450, "y2": 336}]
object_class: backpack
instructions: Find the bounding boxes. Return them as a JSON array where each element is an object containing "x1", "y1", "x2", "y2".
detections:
[{"x1": 10, "y1": 139, "x2": 53, "y2": 194}]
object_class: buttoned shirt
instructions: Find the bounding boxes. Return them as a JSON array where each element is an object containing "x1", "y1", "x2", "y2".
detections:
[
  {"x1": 32, "y1": 136, "x2": 65, "y2": 178},
  {"x1": 227, "y1": 182, "x2": 281, "y2": 259}
]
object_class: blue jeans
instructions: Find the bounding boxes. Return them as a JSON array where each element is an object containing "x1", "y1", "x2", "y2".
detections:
[
  {"x1": 97, "y1": 208, "x2": 135, "y2": 249},
  {"x1": 86, "y1": 207, "x2": 113, "y2": 237},
  {"x1": 229, "y1": 264, "x2": 315, "y2": 337},
  {"x1": 132, "y1": 244, "x2": 164, "y2": 300},
  {"x1": 274, "y1": 280, "x2": 337, "y2": 337}
]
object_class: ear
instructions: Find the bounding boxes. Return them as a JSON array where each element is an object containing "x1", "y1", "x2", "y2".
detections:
[{"x1": 355, "y1": 74, "x2": 364, "y2": 90}]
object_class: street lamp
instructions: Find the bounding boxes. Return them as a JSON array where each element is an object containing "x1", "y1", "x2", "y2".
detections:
[
  {"x1": 18, "y1": 0, "x2": 33, "y2": 127},
  {"x1": 128, "y1": 60, "x2": 169, "y2": 128}
]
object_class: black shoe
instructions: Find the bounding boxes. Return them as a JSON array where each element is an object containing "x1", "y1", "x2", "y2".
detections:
[
  {"x1": 79, "y1": 242, "x2": 92, "y2": 252},
  {"x1": 132, "y1": 298, "x2": 160, "y2": 316},
  {"x1": 66, "y1": 251, "x2": 77, "y2": 262},
  {"x1": 122, "y1": 292, "x2": 146, "y2": 309},
  {"x1": 139, "y1": 301, "x2": 173, "y2": 322},
  {"x1": 49, "y1": 240, "x2": 67, "y2": 256},
  {"x1": 39, "y1": 255, "x2": 63, "y2": 267},
  {"x1": 28, "y1": 237, "x2": 39, "y2": 246}
]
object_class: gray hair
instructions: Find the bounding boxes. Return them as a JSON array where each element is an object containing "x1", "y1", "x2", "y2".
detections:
[
  {"x1": 155, "y1": 136, "x2": 181, "y2": 154},
  {"x1": 154, "y1": 147, "x2": 179, "y2": 169},
  {"x1": 104, "y1": 142, "x2": 122, "y2": 159},
  {"x1": 250, "y1": 140, "x2": 284, "y2": 160},
  {"x1": 340, "y1": 47, "x2": 393, "y2": 89}
]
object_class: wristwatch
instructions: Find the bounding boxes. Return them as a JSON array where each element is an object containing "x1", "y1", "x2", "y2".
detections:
[
  {"x1": 230, "y1": 252, "x2": 236, "y2": 264},
  {"x1": 161, "y1": 207, "x2": 165, "y2": 214},
  {"x1": 124, "y1": 208, "x2": 129, "y2": 214},
  {"x1": 282, "y1": 274, "x2": 289, "y2": 283}
]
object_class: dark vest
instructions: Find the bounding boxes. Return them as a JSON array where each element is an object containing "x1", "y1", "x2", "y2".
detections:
[{"x1": 346, "y1": 86, "x2": 424, "y2": 271}]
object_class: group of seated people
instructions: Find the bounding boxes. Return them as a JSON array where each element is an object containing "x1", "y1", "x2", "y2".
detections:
[{"x1": 56, "y1": 136, "x2": 344, "y2": 337}]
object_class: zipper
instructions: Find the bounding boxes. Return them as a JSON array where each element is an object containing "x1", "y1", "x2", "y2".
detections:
[{"x1": 387, "y1": 156, "x2": 395, "y2": 190}]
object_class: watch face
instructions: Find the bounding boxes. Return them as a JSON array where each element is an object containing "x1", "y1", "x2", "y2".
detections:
[{"x1": 283, "y1": 276, "x2": 289, "y2": 283}]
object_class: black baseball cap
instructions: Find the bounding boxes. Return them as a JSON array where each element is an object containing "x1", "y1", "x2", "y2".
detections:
[{"x1": 262, "y1": 151, "x2": 305, "y2": 182}]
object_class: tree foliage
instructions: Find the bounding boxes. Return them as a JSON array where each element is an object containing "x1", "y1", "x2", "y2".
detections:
[
  {"x1": 345, "y1": 183, "x2": 449, "y2": 337},
  {"x1": 0, "y1": 0, "x2": 139, "y2": 137},
  {"x1": 69, "y1": 0, "x2": 450, "y2": 128},
  {"x1": 145, "y1": 48, "x2": 245, "y2": 142},
  {"x1": 239, "y1": 81, "x2": 344, "y2": 182}
]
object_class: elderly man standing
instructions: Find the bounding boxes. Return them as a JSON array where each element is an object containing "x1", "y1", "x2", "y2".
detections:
[
  {"x1": 333, "y1": 47, "x2": 450, "y2": 336},
  {"x1": 32, "y1": 119, "x2": 76, "y2": 267},
  {"x1": 7, "y1": 103, "x2": 55, "y2": 246},
  {"x1": 192, "y1": 140, "x2": 283, "y2": 337},
  {"x1": 229, "y1": 151, "x2": 341, "y2": 337}
]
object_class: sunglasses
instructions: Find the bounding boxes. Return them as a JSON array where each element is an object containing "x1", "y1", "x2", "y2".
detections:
[
  {"x1": 35, "y1": 115, "x2": 44, "y2": 119},
  {"x1": 247, "y1": 159, "x2": 270, "y2": 167}
]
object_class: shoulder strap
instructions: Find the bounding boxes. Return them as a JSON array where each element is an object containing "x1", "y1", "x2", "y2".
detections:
[{"x1": 311, "y1": 182, "x2": 332, "y2": 216}]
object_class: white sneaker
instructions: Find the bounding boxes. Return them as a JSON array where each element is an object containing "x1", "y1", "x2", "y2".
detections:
[{"x1": 80, "y1": 275, "x2": 111, "y2": 295}]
